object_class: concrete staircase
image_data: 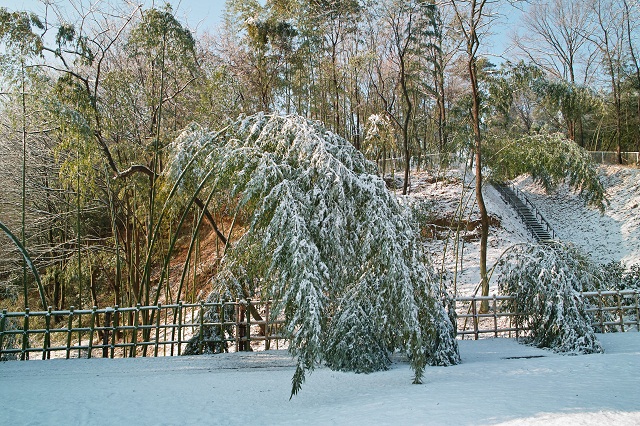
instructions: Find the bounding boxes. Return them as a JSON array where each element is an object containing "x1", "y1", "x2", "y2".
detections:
[{"x1": 493, "y1": 183, "x2": 556, "y2": 244}]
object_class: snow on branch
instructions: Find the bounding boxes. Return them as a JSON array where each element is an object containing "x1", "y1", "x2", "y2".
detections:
[
  {"x1": 495, "y1": 242, "x2": 604, "y2": 355},
  {"x1": 166, "y1": 113, "x2": 460, "y2": 396}
]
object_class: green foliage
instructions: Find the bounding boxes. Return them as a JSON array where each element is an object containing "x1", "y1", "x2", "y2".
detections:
[
  {"x1": 166, "y1": 113, "x2": 460, "y2": 396},
  {"x1": 597, "y1": 261, "x2": 640, "y2": 291},
  {"x1": 0, "y1": 8, "x2": 44, "y2": 56},
  {"x1": 488, "y1": 133, "x2": 607, "y2": 211},
  {"x1": 496, "y1": 242, "x2": 604, "y2": 354}
]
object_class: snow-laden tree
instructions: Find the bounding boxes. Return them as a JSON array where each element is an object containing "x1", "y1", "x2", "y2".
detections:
[
  {"x1": 166, "y1": 113, "x2": 460, "y2": 396},
  {"x1": 495, "y1": 242, "x2": 603, "y2": 354},
  {"x1": 489, "y1": 133, "x2": 607, "y2": 211}
]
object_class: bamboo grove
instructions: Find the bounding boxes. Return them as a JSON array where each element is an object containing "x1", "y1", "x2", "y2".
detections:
[{"x1": 0, "y1": 0, "x2": 639, "y2": 316}]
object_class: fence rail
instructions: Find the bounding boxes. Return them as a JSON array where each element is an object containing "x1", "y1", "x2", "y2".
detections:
[{"x1": 2, "y1": 290, "x2": 639, "y2": 361}]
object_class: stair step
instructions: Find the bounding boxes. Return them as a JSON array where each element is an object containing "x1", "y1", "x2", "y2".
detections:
[{"x1": 493, "y1": 183, "x2": 557, "y2": 244}]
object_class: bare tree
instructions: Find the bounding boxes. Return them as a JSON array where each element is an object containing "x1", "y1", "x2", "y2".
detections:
[
  {"x1": 448, "y1": 0, "x2": 500, "y2": 312},
  {"x1": 590, "y1": 0, "x2": 626, "y2": 163},
  {"x1": 514, "y1": 0, "x2": 598, "y2": 144}
]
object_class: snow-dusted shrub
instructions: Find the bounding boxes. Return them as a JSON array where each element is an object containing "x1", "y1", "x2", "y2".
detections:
[
  {"x1": 495, "y1": 242, "x2": 603, "y2": 354},
  {"x1": 598, "y1": 261, "x2": 640, "y2": 292},
  {"x1": 182, "y1": 290, "x2": 236, "y2": 355},
  {"x1": 167, "y1": 113, "x2": 460, "y2": 395}
]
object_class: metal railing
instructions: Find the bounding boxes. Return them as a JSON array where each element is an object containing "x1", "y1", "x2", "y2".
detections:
[
  {"x1": 2, "y1": 290, "x2": 638, "y2": 360},
  {"x1": 509, "y1": 184, "x2": 557, "y2": 240}
]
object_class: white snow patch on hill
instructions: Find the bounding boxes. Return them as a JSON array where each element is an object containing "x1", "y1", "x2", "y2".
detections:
[
  {"x1": 409, "y1": 165, "x2": 640, "y2": 295},
  {"x1": 513, "y1": 165, "x2": 640, "y2": 267}
]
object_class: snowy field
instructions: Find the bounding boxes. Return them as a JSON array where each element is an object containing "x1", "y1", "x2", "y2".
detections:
[{"x1": 1, "y1": 333, "x2": 638, "y2": 425}]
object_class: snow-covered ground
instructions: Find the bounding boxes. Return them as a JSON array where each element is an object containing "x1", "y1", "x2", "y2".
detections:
[{"x1": 1, "y1": 333, "x2": 638, "y2": 425}]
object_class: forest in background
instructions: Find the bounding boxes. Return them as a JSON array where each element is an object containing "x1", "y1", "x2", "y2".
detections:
[{"x1": 1, "y1": 0, "x2": 639, "y2": 315}]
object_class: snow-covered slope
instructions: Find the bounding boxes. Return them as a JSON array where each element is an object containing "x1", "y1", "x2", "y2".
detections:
[
  {"x1": 409, "y1": 165, "x2": 640, "y2": 295},
  {"x1": 513, "y1": 166, "x2": 640, "y2": 267}
]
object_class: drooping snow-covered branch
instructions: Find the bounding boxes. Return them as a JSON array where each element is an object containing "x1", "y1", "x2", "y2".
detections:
[{"x1": 166, "y1": 113, "x2": 460, "y2": 396}]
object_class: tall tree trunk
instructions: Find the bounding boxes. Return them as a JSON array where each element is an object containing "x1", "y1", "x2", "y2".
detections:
[{"x1": 469, "y1": 54, "x2": 490, "y2": 313}]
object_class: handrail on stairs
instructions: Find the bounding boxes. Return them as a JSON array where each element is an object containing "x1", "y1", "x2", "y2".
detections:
[{"x1": 508, "y1": 184, "x2": 557, "y2": 240}]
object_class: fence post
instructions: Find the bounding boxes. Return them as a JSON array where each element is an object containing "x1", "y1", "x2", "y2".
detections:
[
  {"x1": 66, "y1": 306, "x2": 74, "y2": 359},
  {"x1": 111, "y1": 306, "x2": 119, "y2": 359},
  {"x1": 493, "y1": 295, "x2": 498, "y2": 338},
  {"x1": 636, "y1": 293, "x2": 640, "y2": 332},
  {"x1": 265, "y1": 302, "x2": 270, "y2": 351},
  {"x1": 471, "y1": 299, "x2": 479, "y2": 340},
  {"x1": 21, "y1": 308, "x2": 30, "y2": 361},
  {"x1": 103, "y1": 308, "x2": 111, "y2": 358},
  {"x1": 154, "y1": 303, "x2": 161, "y2": 357},
  {"x1": 197, "y1": 301, "x2": 205, "y2": 354},
  {"x1": 88, "y1": 306, "x2": 97, "y2": 359},
  {"x1": 245, "y1": 299, "x2": 251, "y2": 351},
  {"x1": 176, "y1": 301, "x2": 183, "y2": 356},
  {"x1": 0, "y1": 309, "x2": 6, "y2": 359},
  {"x1": 43, "y1": 307, "x2": 52, "y2": 360},
  {"x1": 598, "y1": 291, "x2": 604, "y2": 331},
  {"x1": 235, "y1": 299, "x2": 240, "y2": 352},
  {"x1": 617, "y1": 292, "x2": 625, "y2": 332},
  {"x1": 131, "y1": 304, "x2": 140, "y2": 358}
]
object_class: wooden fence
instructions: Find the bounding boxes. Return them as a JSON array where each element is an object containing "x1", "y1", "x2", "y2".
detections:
[
  {"x1": 0, "y1": 300, "x2": 285, "y2": 361},
  {"x1": 1, "y1": 290, "x2": 638, "y2": 361}
]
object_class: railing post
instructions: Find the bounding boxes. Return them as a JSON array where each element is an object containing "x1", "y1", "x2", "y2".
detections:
[
  {"x1": 21, "y1": 308, "x2": 30, "y2": 361},
  {"x1": 617, "y1": 292, "x2": 625, "y2": 332},
  {"x1": 131, "y1": 304, "x2": 140, "y2": 358},
  {"x1": 0, "y1": 309, "x2": 6, "y2": 360},
  {"x1": 197, "y1": 301, "x2": 205, "y2": 354},
  {"x1": 235, "y1": 299, "x2": 240, "y2": 352},
  {"x1": 154, "y1": 303, "x2": 161, "y2": 357},
  {"x1": 598, "y1": 291, "x2": 604, "y2": 331},
  {"x1": 111, "y1": 305, "x2": 119, "y2": 359},
  {"x1": 471, "y1": 298, "x2": 479, "y2": 340},
  {"x1": 176, "y1": 301, "x2": 183, "y2": 356},
  {"x1": 265, "y1": 302, "x2": 270, "y2": 351},
  {"x1": 66, "y1": 306, "x2": 74, "y2": 359},
  {"x1": 636, "y1": 292, "x2": 640, "y2": 332},
  {"x1": 43, "y1": 307, "x2": 52, "y2": 360},
  {"x1": 245, "y1": 299, "x2": 251, "y2": 351},
  {"x1": 493, "y1": 295, "x2": 498, "y2": 338},
  {"x1": 103, "y1": 308, "x2": 112, "y2": 358},
  {"x1": 88, "y1": 306, "x2": 97, "y2": 359}
]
